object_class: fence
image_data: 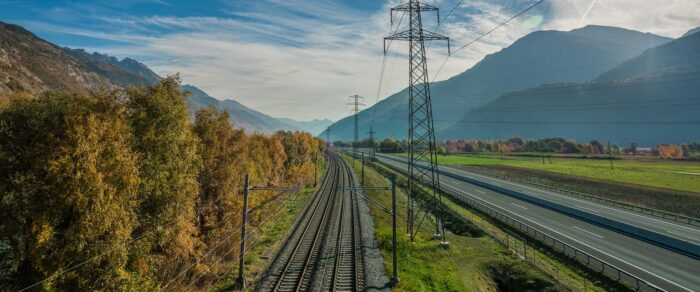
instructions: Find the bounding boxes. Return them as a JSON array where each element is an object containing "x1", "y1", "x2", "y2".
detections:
[{"x1": 353, "y1": 153, "x2": 666, "y2": 292}]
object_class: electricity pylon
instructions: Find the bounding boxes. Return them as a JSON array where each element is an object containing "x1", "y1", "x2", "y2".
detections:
[
  {"x1": 348, "y1": 95, "x2": 365, "y2": 167},
  {"x1": 384, "y1": 0, "x2": 449, "y2": 245}
]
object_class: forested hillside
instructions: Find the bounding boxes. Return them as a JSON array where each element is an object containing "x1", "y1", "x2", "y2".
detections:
[{"x1": 0, "y1": 77, "x2": 322, "y2": 290}]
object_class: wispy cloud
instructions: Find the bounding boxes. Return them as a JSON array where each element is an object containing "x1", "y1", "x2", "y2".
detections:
[{"x1": 14, "y1": 0, "x2": 700, "y2": 120}]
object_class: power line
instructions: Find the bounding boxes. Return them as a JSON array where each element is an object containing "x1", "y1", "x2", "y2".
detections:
[
  {"x1": 371, "y1": 5, "x2": 407, "y2": 131},
  {"x1": 431, "y1": 0, "x2": 546, "y2": 81}
]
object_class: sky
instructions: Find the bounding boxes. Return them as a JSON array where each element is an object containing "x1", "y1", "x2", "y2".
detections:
[{"x1": 1, "y1": 0, "x2": 698, "y2": 121}]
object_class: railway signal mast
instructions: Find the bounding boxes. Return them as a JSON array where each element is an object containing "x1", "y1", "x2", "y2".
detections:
[{"x1": 384, "y1": 0, "x2": 450, "y2": 245}]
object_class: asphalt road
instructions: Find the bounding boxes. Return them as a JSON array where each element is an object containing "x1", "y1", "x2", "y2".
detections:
[
  {"x1": 362, "y1": 151, "x2": 700, "y2": 291},
  {"x1": 376, "y1": 153, "x2": 700, "y2": 245}
]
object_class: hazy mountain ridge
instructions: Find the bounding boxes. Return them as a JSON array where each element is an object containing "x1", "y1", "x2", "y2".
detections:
[
  {"x1": 0, "y1": 21, "x2": 308, "y2": 134},
  {"x1": 439, "y1": 31, "x2": 700, "y2": 145},
  {"x1": 184, "y1": 85, "x2": 300, "y2": 133},
  {"x1": 682, "y1": 27, "x2": 700, "y2": 38},
  {"x1": 277, "y1": 118, "x2": 333, "y2": 136},
  {"x1": 325, "y1": 25, "x2": 671, "y2": 141}
]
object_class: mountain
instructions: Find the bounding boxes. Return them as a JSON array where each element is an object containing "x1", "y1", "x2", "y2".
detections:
[
  {"x1": 184, "y1": 85, "x2": 300, "y2": 133},
  {"x1": 596, "y1": 30, "x2": 700, "y2": 82},
  {"x1": 63, "y1": 48, "x2": 162, "y2": 85},
  {"x1": 325, "y1": 25, "x2": 671, "y2": 141},
  {"x1": 277, "y1": 118, "x2": 333, "y2": 136},
  {"x1": 682, "y1": 27, "x2": 700, "y2": 38},
  {"x1": 439, "y1": 32, "x2": 700, "y2": 145},
  {"x1": 0, "y1": 21, "x2": 300, "y2": 134},
  {"x1": 0, "y1": 21, "x2": 114, "y2": 96}
]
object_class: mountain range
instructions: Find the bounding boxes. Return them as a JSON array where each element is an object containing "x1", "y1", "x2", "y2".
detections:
[
  {"x1": 0, "y1": 21, "x2": 327, "y2": 134},
  {"x1": 326, "y1": 25, "x2": 700, "y2": 145}
]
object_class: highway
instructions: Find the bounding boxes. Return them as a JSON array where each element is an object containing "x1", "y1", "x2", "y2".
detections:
[
  {"x1": 362, "y1": 151, "x2": 700, "y2": 291},
  {"x1": 375, "y1": 153, "x2": 700, "y2": 248}
]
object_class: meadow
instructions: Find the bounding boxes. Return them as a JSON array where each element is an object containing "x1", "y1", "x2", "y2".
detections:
[{"x1": 423, "y1": 153, "x2": 700, "y2": 194}]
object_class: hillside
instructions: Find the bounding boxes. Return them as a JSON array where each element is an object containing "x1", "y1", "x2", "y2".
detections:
[
  {"x1": 325, "y1": 25, "x2": 670, "y2": 141},
  {"x1": 184, "y1": 85, "x2": 300, "y2": 133},
  {"x1": 439, "y1": 32, "x2": 700, "y2": 145},
  {"x1": 0, "y1": 21, "x2": 114, "y2": 96},
  {"x1": 277, "y1": 118, "x2": 333, "y2": 136},
  {"x1": 0, "y1": 21, "x2": 306, "y2": 134}
]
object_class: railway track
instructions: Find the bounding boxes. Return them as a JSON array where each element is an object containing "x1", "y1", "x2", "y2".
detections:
[{"x1": 259, "y1": 152, "x2": 365, "y2": 291}]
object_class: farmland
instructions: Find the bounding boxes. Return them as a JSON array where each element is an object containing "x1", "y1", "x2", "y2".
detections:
[{"x1": 423, "y1": 153, "x2": 700, "y2": 194}]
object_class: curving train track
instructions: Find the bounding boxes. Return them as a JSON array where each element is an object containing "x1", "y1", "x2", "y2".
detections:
[{"x1": 258, "y1": 151, "x2": 365, "y2": 292}]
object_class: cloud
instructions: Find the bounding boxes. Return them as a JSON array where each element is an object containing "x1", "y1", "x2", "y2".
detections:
[{"x1": 24, "y1": 0, "x2": 700, "y2": 121}]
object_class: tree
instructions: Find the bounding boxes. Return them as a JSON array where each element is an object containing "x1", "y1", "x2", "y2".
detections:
[
  {"x1": 126, "y1": 76, "x2": 202, "y2": 284},
  {"x1": 547, "y1": 140, "x2": 563, "y2": 153},
  {"x1": 656, "y1": 145, "x2": 684, "y2": 158},
  {"x1": 589, "y1": 140, "x2": 604, "y2": 154},
  {"x1": 0, "y1": 92, "x2": 140, "y2": 289},
  {"x1": 193, "y1": 107, "x2": 248, "y2": 274},
  {"x1": 624, "y1": 142, "x2": 638, "y2": 155},
  {"x1": 561, "y1": 140, "x2": 582, "y2": 153}
]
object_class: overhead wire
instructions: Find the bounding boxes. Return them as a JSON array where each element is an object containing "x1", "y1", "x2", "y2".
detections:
[{"x1": 431, "y1": 0, "x2": 546, "y2": 82}]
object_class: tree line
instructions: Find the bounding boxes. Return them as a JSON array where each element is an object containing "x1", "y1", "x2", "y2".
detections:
[
  {"x1": 335, "y1": 137, "x2": 700, "y2": 159},
  {"x1": 0, "y1": 76, "x2": 322, "y2": 290}
]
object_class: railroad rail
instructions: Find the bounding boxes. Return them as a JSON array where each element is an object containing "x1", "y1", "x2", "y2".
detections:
[{"x1": 259, "y1": 152, "x2": 365, "y2": 291}]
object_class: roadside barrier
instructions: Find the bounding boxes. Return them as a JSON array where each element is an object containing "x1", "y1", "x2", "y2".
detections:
[{"x1": 353, "y1": 153, "x2": 667, "y2": 292}]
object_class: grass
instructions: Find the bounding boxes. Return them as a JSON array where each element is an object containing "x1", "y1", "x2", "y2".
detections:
[
  {"x1": 209, "y1": 160, "x2": 327, "y2": 291},
  {"x1": 344, "y1": 155, "x2": 565, "y2": 292},
  {"x1": 404, "y1": 153, "x2": 700, "y2": 194}
]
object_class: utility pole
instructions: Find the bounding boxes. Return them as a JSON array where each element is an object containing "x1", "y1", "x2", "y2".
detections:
[
  {"x1": 234, "y1": 174, "x2": 250, "y2": 290},
  {"x1": 234, "y1": 176, "x2": 304, "y2": 290},
  {"x1": 608, "y1": 141, "x2": 614, "y2": 170},
  {"x1": 390, "y1": 174, "x2": 399, "y2": 285},
  {"x1": 385, "y1": 0, "x2": 450, "y2": 246},
  {"x1": 348, "y1": 95, "x2": 365, "y2": 168},
  {"x1": 314, "y1": 152, "x2": 318, "y2": 187},
  {"x1": 368, "y1": 127, "x2": 376, "y2": 161},
  {"x1": 340, "y1": 176, "x2": 398, "y2": 286},
  {"x1": 326, "y1": 126, "x2": 331, "y2": 148},
  {"x1": 361, "y1": 153, "x2": 365, "y2": 185}
]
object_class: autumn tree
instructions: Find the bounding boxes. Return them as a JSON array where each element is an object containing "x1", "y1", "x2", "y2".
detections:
[
  {"x1": 193, "y1": 107, "x2": 248, "y2": 280},
  {"x1": 0, "y1": 92, "x2": 140, "y2": 290},
  {"x1": 126, "y1": 76, "x2": 202, "y2": 285}
]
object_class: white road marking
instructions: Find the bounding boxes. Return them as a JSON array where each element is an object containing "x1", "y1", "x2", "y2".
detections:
[
  {"x1": 449, "y1": 185, "x2": 693, "y2": 292},
  {"x1": 574, "y1": 204, "x2": 600, "y2": 214},
  {"x1": 474, "y1": 189, "x2": 486, "y2": 195},
  {"x1": 510, "y1": 202, "x2": 528, "y2": 210},
  {"x1": 571, "y1": 225, "x2": 604, "y2": 239},
  {"x1": 667, "y1": 230, "x2": 700, "y2": 243},
  {"x1": 441, "y1": 163, "x2": 700, "y2": 234}
]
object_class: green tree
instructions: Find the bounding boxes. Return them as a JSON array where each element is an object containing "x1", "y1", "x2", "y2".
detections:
[{"x1": 0, "y1": 92, "x2": 140, "y2": 290}]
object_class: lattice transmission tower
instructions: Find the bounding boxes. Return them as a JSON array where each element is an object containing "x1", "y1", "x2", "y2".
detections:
[
  {"x1": 348, "y1": 95, "x2": 365, "y2": 167},
  {"x1": 384, "y1": 0, "x2": 449, "y2": 245}
]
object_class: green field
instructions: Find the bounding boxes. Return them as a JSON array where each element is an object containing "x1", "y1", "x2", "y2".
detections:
[
  {"x1": 345, "y1": 155, "x2": 568, "y2": 291},
  {"x1": 405, "y1": 153, "x2": 700, "y2": 194}
]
